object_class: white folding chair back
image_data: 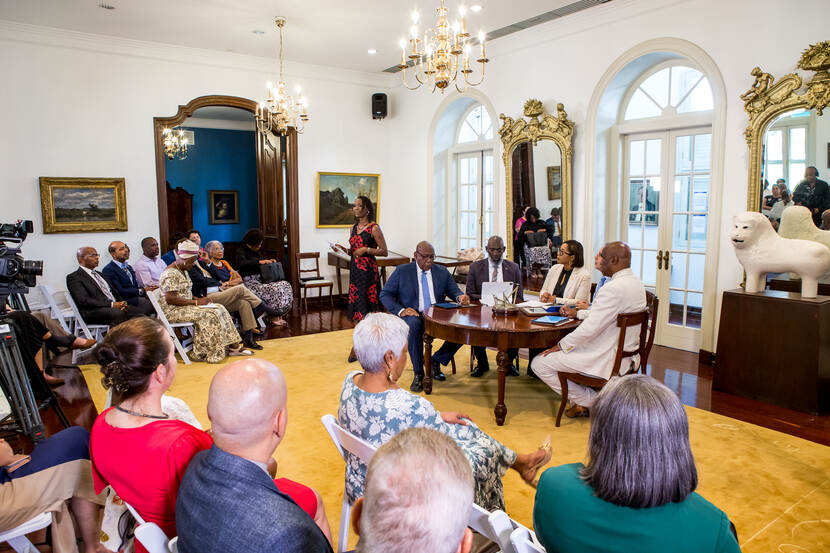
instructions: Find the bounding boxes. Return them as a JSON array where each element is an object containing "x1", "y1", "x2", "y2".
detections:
[
  {"x1": 321, "y1": 414, "x2": 378, "y2": 553},
  {"x1": 168, "y1": 536, "x2": 178, "y2": 553},
  {"x1": 61, "y1": 290, "x2": 108, "y2": 363},
  {"x1": 122, "y1": 498, "x2": 171, "y2": 553},
  {"x1": 38, "y1": 284, "x2": 74, "y2": 333},
  {"x1": 0, "y1": 512, "x2": 52, "y2": 553},
  {"x1": 510, "y1": 526, "x2": 546, "y2": 553},
  {"x1": 147, "y1": 289, "x2": 194, "y2": 364}
]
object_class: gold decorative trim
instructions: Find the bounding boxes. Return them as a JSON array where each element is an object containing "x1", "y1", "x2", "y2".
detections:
[
  {"x1": 744, "y1": 41, "x2": 830, "y2": 210},
  {"x1": 499, "y1": 99, "x2": 574, "y2": 258}
]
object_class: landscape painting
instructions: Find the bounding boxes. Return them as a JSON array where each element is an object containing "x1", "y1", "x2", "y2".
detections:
[
  {"x1": 39, "y1": 177, "x2": 128, "y2": 233},
  {"x1": 316, "y1": 172, "x2": 380, "y2": 228}
]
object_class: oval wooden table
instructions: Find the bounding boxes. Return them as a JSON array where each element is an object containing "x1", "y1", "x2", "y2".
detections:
[{"x1": 422, "y1": 304, "x2": 580, "y2": 425}]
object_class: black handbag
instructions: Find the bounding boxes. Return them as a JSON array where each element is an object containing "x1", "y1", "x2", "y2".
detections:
[
  {"x1": 525, "y1": 231, "x2": 548, "y2": 248},
  {"x1": 259, "y1": 261, "x2": 286, "y2": 283}
]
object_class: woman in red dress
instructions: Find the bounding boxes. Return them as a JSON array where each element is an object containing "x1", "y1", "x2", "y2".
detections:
[{"x1": 89, "y1": 318, "x2": 328, "y2": 551}]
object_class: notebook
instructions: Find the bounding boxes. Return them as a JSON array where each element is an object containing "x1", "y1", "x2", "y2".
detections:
[{"x1": 532, "y1": 315, "x2": 571, "y2": 325}]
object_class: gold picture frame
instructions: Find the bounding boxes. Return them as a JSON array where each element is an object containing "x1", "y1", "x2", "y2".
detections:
[
  {"x1": 316, "y1": 172, "x2": 380, "y2": 228},
  {"x1": 547, "y1": 165, "x2": 562, "y2": 200},
  {"x1": 39, "y1": 177, "x2": 128, "y2": 234},
  {"x1": 208, "y1": 190, "x2": 239, "y2": 225}
]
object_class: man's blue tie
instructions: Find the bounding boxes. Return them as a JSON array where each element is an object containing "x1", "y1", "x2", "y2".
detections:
[{"x1": 420, "y1": 270, "x2": 432, "y2": 311}]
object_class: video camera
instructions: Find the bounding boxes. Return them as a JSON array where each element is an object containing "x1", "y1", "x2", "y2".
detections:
[{"x1": 0, "y1": 220, "x2": 43, "y2": 304}]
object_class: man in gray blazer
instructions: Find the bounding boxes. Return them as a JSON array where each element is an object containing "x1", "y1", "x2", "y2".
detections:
[
  {"x1": 433, "y1": 236, "x2": 523, "y2": 377},
  {"x1": 176, "y1": 359, "x2": 333, "y2": 553}
]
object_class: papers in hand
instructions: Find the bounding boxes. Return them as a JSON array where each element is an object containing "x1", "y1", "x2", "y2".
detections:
[{"x1": 480, "y1": 281, "x2": 515, "y2": 306}]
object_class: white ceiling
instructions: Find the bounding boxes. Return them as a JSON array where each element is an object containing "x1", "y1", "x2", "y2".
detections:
[{"x1": 0, "y1": 0, "x2": 593, "y2": 74}]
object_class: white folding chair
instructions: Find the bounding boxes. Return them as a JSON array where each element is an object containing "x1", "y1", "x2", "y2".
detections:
[
  {"x1": 321, "y1": 414, "x2": 378, "y2": 553},
  {"x1": 38, "y1": 284, "x2": 74, "y2": 333},
  {"x1": 147, "y1": 289, "x2": 194, "y2": 364},
  {"x1": 168, "y1": 536, "x2": 178, "y2": 552},
  {"x1": 0, "y1": 512, "x2": 52, "y2": 553},
  {"x1": 121, "y1": 498, "x2": 171, "y2": 553},
  {"x1": 467, "y1": 505, "x2": 518, "y2": 552},
  {"x1": 510, "y1": 526, "x2": 546, "y2": 553},
  {"x1": 61, "y1": 290, "x2": 108, "y2": 364}
]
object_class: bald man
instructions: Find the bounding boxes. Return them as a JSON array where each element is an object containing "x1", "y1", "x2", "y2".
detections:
[
  {"x1": 176, "y1": 360, "x2": 333, "y2": 553},
  {"x1": 100, "y1": 241, "x2": 154, "y2": 316},
  {"x1": 531, "y1": 242, "x2": 647, "y2": 417},
  {"x1": 66, "y1": 247, "x2": 147, "y2": 326}
]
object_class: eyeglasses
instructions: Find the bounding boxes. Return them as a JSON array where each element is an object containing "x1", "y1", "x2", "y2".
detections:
[
  {"x1": 486, "y1": 246, "x2": 505, "y2": 252},
  {"x1": 558, "y1": 248, "x2": 573, "y2": 256}
]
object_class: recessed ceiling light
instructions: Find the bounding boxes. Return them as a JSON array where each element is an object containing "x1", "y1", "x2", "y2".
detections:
[
  {"x1": 252, "y1": 29, "x2": 265, "y2": 35},
  {"x1": 470, "y1": 5, "x2": 482, "y2": 12},
  {"x1": 367, "y1": 48, "x2": 377, "y2": 55},
  {"x1": 98, "y1": 2, "x2": 116, "y2": 9}
]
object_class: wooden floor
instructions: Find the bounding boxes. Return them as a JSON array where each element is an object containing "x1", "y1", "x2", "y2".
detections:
[{"x1": 19, "y1": 299, "x2": 830, "y2": 448}]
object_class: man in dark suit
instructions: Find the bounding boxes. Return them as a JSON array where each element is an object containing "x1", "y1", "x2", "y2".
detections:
[
  {"x1": 101, "y1": 241, "x2": 154, "y2": 316},
  {"x1": 66, "y1": 247, "x2": 148, "y2": 326},
  {"x1": 380, "y1": 241, "x2": 469, "y2": 392},
  {"x1": 434, "y1": 236, "x2": 523, "y2": 377},
  {"x1": 176, "y1": 359, "x2": 333, "y2": 553}
]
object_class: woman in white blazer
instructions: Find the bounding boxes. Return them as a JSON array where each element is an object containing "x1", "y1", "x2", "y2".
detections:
[{"x1": 539, "y1": 240, "x2": 591, "y2": 305}]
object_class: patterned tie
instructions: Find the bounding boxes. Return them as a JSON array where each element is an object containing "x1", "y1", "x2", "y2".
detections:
[
  {"x1": 123, "y1": 265, "x2": 134, "y2": 285},
  {"x1": 491, "y1": 263, "x2": 498, "y2": 282},
  {"x1": 92, "y1": 271, "x2": 116, "y2": 302},
  {"x1": 420, "y1": 270, "x2": 432, "y2": 311}
]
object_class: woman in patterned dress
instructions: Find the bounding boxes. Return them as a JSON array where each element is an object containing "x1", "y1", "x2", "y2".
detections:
[
  {"x1": 338, "y1": 313, "x2": 552, "y2": 512},
  {"x1": 158, "y1": 240, "x2": 252, "y2": 363},
  {"x1": 235, "y1": 229, "x2": 294, "y2": 327}
]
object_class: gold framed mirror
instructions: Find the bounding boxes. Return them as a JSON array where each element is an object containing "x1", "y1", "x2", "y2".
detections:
[
  {"x1": 743, "y1": 41, "x2": 830, "y2": 214},
  {"x1": 499, "y1": 99, "x2": 574, "y2": 261}
]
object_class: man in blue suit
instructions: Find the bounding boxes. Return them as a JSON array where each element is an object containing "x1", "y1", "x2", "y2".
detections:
[
  {"x1": 380, "y1": 241, "x2": 469, "y2": 392},
  {"x1": 100, "y1": 241, "x2": 154, "y2": 316},
  {"x1": 176, "y1": 359, "x2": 333, "y2": 553}
]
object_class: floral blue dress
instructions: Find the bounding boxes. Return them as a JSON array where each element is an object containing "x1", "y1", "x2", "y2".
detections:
[{"x1": 338, "y1": 370, "x2": 517, "y2": 511}]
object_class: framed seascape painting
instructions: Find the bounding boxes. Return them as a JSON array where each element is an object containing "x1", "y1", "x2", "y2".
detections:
[
  {"x1": 316, "y1": 172, "x2": 380, "y2": 228},
  {"x1": 39, "y1": 177, "x2": 128, "y2": 233},
  {"x1": 547, "y1": 166, "x2": 562, "y2": 201},
  {"x1": 209, "y1": 190, "x2": 239, "y2": 224}
]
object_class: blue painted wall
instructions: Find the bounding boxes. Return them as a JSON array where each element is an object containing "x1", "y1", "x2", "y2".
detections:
[{"x1": 165, "y1": 128, "x2": 258, "y2": 244}]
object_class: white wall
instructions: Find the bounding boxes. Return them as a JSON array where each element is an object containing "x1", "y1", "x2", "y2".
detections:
[
  {"x1": 0, "y1": 21, "x2": 392, "y2": 300},
  {"x1": 532, "y1": 141, "x2": 563, "y2": 218}
]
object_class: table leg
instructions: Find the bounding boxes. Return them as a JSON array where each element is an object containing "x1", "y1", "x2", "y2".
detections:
[
  {"x1": 495, "y1": 350, "x2": 508, "y2": 425},
  {"x1": 424, "y1": 334, "x2": 433, "y2": 395},
  {"x1": 380, "y1": 267, "x2": 388, "y2": 286}
]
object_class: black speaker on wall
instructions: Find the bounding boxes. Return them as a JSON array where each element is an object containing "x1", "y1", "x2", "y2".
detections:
[{"x1": 372, "y1": 93, "x2": 387, "y2": 120}]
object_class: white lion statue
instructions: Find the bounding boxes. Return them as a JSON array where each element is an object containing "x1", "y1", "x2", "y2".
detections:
[{"x1": 730, "y1": 211, "x2": 830, "y2": 298}]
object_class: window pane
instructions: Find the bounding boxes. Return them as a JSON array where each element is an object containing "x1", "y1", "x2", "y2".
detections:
[
  {"x1": 766, "y1": 163, "x2": 784, "y2": 184},
  {"x1": 625, "y1": 89, "x2": 662, "y2": 120},
  {"x1": 459, "y1": 185, "x2": 469, "y2": 210},
  {"x1": 646, "y1": 176, "x2": 661, "y2": 212},
  {"x1": 688, "y1": 253, "x2": 705, "y2": 291},
  {"x1": 790, "y1": 163, "x2": 806, "y2": 188},
  {"x1": 668, "y1": 290, "x2": 685, "y2": 325},
  {"x1": 670, "y1": 66, "x2": 703, "y2": 106},
  {"x1": 630, "y1": 248, "x2": 642, "y2": 279},
  {"x1": 790, "y1": 127, "x2": 806, "y2": 160},
  {"x1": 766, "y1": 130, "x2": 783, "y2": 161},
  {"x1": 468, "y1": 184, "x2": 477, "y2": 211},
  {"x1": 677, "y1": 78, "x2": 714, "y2": 113},
  {"x1": 480, "y1": 108, "x2": 493, "y2": 139},
  {"x1": 644, "y1": 216, "x2": 659, "y2": 249},
  {"x1": 673, "y1": 214, "x2": 689, "y2": 250},
  {"x1": 629, "y1": 140, "x2": 645, "y2": 176},
  {"x1": 458, "y1": 121, "x2": 477, "y2": 143},
  {"x1": 675, "y1": 135, "x2": 692, "y2": 173},
  {"x1": 693, "y1": 134, "x2": 712, "y2": 172},
  {"x1": 642, "y1": 249, "x2": 657, "y2": 286},
  {"x1": 686, "y1": 292, "x2": 702, "y2": 328},
  {"x1": 692, "y1": 175, "x2": 709, "y2": 212},
  {"x1": 483, "y1": 183, "x2": 493, "y2": 212},
  {"x1": 670, "y1": 253, "x2": 687, "y2": 288},
  {"x1": 640, "y1": 68, "x2": 670, "y2": 108},
  {"x1": 674, "y1": 176, "x2": 690, "y2": 212},
  {"x1": 630, "y1": 179, "x2": 644, "y2": 212},
  {"x1": 690, "y1": 214, "x2": 707, "y2": 251},
  {"x1": 646, "y1": 139, "x2": 662, "y2": 175},
  {"x1": 628, "y1": 222, "x2": 643, "y2": 248}
]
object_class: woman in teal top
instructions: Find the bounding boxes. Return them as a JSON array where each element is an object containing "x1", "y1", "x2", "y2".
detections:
[{"x1": 533, "y1": 374, "x2": 741, "y2": 553}]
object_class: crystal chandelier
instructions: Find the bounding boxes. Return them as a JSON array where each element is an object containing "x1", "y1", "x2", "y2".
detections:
[
  {"x1": 398, "y1": 1, "x2": 488, "y2": 93},
  {"x1": 161, "y1": 127, "x2": 191, "y2": 160},
  {"x1": 256, "y1": 17, "x2": 308, "y2": 136}
]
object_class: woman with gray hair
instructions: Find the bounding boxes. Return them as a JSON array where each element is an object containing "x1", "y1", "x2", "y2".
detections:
[
  {"x1": 533, "y1": 374, "x2": 741, "y2": 553},
  {"x1": 338, "y1": 312, "x2": 552, "y2": 512}
]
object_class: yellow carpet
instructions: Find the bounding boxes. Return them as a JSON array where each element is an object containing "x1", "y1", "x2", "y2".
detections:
[{"x1": 80, "y1": 329, "x2": 830, "y2": 552}]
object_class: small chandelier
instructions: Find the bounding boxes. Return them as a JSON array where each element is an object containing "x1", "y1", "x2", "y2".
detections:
[
  {"x1": 162, "y1": 127, "x2": 191, "y2": 160},
  {"x1": 398, "y1": 1, "x2": 488, "y2": 93},
  {"x1": 256, "y1": 17, "x2": 308, "y2": 136}
]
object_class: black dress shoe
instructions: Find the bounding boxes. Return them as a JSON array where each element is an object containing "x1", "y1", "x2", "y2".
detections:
[
  {"x1": 410, "y1": 376, "x2": 424, "y2": 393},
  {"x1": 244, "y1": 340, "x2": 264, "y2": 350},
  {"x1": 507, "y1": 365, "x2": 520, "y2": 377},
  {"x1": 432, "y1": 369, "x2": 446, "y2": 381},
  {"x1": 470, "y1": 365, "x2": 490, "y2": 378}
]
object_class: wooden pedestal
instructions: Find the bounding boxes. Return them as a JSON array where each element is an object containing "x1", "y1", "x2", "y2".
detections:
[{"x1": 714, "y1": 289, "x2": 830, "y2": 415}]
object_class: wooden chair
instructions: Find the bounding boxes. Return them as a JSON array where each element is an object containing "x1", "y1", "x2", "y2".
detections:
[
  {"x1": 555, "y1": 290, "x2": 658, "y2": 427},
  {"x1": 296, "y1": 252, "x2": 334, "y2": 313}
]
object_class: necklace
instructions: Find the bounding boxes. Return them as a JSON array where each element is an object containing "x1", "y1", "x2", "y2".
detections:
[{"x1": 115, "y1": 405, "x2": 169, "y2": 420}]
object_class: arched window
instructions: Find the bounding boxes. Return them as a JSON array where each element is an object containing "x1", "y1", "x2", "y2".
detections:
[
  {"x1": 624, "y1": 65, "x2": 713, "y2": 120},
  {"x1": 457, "y1": 104, "x2": 494, "y2": 143}
]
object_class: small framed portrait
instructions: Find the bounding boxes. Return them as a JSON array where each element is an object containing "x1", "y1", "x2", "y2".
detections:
[
  {"x1": 209, "y1": 190, "x2": 239, "y2": 225},
  {"x1": 39, "y1": 177, "x2": 128, "y2": 234},
  {"x1": 316, "y1": 172, "x2": 380, "y2": 228},
  {"x1": 547, "y1": 166, "x2": 562, "y2": 201}
]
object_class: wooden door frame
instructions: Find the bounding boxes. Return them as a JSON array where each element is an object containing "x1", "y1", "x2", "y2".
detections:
[{"x1": 152, "y1": 94, "x2": 300, "y2": 291}]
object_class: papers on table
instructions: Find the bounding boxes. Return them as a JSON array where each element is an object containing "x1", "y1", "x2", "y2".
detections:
[
  {"x1": 480, "y1": 281, "x2": 516, "y2": 306},
  {"x1": 516, "y1": 300, "x2": 553, "y2": 308}
]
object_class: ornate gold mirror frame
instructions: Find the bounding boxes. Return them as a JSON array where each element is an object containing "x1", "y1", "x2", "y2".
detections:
[
  {"x1": 499, "y1": 99, "x2": 574, "y2": 258},
  {"x1": 743, "y1": 41, "x2": 830, "y2": 210}
]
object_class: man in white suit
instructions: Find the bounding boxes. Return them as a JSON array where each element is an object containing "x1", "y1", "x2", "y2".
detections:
[{"x1": 531, "y1": 242, "x2": 646, "y2": 418}]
